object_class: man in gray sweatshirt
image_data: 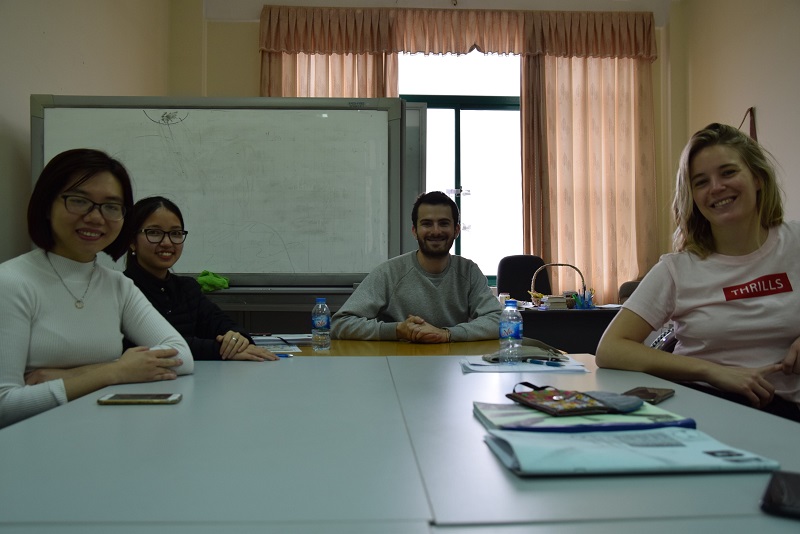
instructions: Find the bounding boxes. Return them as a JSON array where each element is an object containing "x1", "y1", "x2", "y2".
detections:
[{"x1": 332, "y1": 191, "x2": 501, "y2": 343}]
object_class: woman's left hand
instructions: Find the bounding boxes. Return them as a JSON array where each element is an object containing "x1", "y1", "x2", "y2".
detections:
[
  {"x1": 229, "y1": 345, "x2": 279, "y2": 362},
  {"x1": 217, "y1": 331, "x2": 250, "y2": 359}
]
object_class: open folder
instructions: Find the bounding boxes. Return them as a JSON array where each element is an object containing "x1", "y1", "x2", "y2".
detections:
[{"x1": 485, "y1": 427, "x2": 780, "y2": 477}]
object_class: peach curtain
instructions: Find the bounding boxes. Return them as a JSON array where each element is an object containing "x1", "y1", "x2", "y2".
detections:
[
  {"x1": 262, "y1": 51, "x2": 397, "y2": 97},
  {"x1": 258, "y1": 7, "x2": 656, "y2": 57},
  {"x1": 259, "y1": 6, "x2": 658, "y2": 303},
  {"x1": 259, "y1": 6, "x2": 399, "y2": 97},
  {"x1": 542, "y1": 56, "x2": 658, "y2": 303}
]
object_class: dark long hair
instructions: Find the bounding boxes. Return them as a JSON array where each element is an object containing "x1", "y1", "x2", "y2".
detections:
[
  {"x1": 125, "y1": 196, "x2": 185, "y2": 265},
  {"x1": 28, "y1": 148, "x2": 135, "y2": 260}
]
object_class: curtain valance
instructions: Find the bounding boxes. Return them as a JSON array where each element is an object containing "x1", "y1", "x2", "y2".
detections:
[{"x1": 259, "y1": 6, "x2": 657, "y2": 60}]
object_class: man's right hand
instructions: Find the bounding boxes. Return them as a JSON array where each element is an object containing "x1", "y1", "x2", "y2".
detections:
[
  {"x1": 397, "y1": 315, "x2": 449, "y2": 343},
  {"x1": 397, "y1": 315, "x2": 426, "y2": 341}
]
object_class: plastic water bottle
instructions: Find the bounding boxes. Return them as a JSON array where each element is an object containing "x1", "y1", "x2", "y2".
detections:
[
  {"x1": 498, "y1": 300, "x2": 523, "y2": 363},
  {"x1": 311, "y1": 297, "x2": 331, "y2": 351}
]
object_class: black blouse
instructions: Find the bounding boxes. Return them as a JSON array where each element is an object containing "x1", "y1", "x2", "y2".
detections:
[{"x1": 124, "y1": 260, "x2": 253, "y2": 360}]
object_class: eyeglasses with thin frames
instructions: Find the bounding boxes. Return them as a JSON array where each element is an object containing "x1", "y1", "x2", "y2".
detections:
[
  {"x1": 61, "y1": 195, "x2": 126, "y2": 221},
  {"x1": 140, "y1": 228, "x2": 189, "y2": 244}
]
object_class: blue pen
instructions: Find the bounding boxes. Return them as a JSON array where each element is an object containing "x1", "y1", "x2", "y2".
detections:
[
  {"x1": 276, "y1": 353, "x2": 293, "y2": 358},
  {"x1": 526, "y1": 358, "x2": 565, "y2": 367}
]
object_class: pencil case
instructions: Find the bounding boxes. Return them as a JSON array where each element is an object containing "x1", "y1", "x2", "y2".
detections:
[{"x1": 506, "y1": 382, "x2": 643, "y2": 416}]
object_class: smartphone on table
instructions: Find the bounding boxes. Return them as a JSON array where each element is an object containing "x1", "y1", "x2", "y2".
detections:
[{"x1": 97, "y1": 393, "x2": 182, "y2": 405}]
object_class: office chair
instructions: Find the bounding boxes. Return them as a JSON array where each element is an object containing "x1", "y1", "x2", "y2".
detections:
[
  {"x1": 650, "y1": 325, "x2": 677, "y2": 353},
  {"x1": 618, "y1": 280, "x2": 641, "y2": 304},
  {"x1": 496, "y1": 255, "x2": 552, "y2": 302}
]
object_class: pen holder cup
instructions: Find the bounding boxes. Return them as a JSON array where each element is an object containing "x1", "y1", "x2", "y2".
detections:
[{"x1": 529, "y1": 263, "x2": 592, "y2": 309}]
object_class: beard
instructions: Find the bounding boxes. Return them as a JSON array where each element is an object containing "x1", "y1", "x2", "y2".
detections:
[{"x1": 416, "y1": 235, "x2": 455, "y2": 259}]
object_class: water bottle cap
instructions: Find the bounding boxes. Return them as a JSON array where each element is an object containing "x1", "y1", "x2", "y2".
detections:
[
  {"x1": 315, "y1": 297, "x2": 326, "y2": 303},
  {"x1": 505, "y1": 299, "x2": 517, "y2": 307}
]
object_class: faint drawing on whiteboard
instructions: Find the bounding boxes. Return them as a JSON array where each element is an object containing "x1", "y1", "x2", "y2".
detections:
[
  {"x1": 43, "y1": 106, "x2": 390, "y2": 276},
  {"x1": 143, "y1": 110, "x2": 188, "y2": 126}
]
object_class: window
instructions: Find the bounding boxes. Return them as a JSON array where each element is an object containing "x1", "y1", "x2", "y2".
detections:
[{"x1": 399, "y1": 51, "x2": 522, "y2": 279}]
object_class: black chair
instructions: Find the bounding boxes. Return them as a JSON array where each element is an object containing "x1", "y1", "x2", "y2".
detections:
[
  {"x1": 496, "y1": 255, "x2": 552, "y2": 302},
  {"x1": 618, "y1": 280, "x2": 641, "y2": 304},
  {"x1": 650, "y1": 325, "x2": 677, "y2": 353}
]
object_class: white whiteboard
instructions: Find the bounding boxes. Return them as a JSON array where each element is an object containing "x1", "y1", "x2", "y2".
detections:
[{"x1": 32, "y1": 96, "x2": 408, "y2": 285}]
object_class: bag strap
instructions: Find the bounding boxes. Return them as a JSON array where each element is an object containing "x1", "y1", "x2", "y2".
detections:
[{"x1": 512, "y1": 382, "x2": 552, "y2": 393}]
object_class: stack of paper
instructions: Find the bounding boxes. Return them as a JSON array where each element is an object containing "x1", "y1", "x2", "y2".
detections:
[
  {"x1": 252, "y1": 333, "x2": 312, "y2": 352},
  {"x1": 541, "y1": 295, "x2": 567, "y2": 309}
]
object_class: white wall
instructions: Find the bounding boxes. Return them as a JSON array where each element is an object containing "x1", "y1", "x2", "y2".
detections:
[
  {"x1": 0, "y1": 0, "x2": 170, "y2": 261},
  {"x1": 679, "y1": 0, "x2": 800, "y2": 222},
  {"x1": 3, "y1": 0, "x2": 798, "y2": 263}
]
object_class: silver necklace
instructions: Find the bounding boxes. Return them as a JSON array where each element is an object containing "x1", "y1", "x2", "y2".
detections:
[{"x1": 46, "y1": 252, "x2": 97, "y2": 309}]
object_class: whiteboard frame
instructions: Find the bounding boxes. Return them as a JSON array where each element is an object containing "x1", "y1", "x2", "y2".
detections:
[{"x1": 31, "y1": 94, "x2": 407, "y2": 287}]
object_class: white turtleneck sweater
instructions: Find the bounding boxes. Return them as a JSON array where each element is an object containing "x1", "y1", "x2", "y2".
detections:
[{"x1": 0, "y1": 249, "x2": 193, "y2": 427}]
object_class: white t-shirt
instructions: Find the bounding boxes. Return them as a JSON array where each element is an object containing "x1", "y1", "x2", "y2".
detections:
[{"x1": 624, "y1": 221, "x2": 800, "y2": 404}]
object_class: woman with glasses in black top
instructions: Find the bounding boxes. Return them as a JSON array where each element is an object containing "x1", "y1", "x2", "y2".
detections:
[{"x1": 125, "y1": 196, "x2": 277, "y2": 362}]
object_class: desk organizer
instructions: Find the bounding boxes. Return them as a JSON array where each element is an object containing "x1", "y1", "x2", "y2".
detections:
[{"x1": 530, "y1": 263, "x2": 593, "y2": 309}]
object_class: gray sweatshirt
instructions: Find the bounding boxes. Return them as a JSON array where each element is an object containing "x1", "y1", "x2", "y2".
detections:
[{"x1": 332, "y1": 251, "x2": 502, "y2": 342}]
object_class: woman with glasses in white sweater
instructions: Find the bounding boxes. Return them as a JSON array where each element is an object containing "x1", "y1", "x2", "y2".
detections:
[{"x1": 0, "y1": 149, "x2": 193, "y2": 428}]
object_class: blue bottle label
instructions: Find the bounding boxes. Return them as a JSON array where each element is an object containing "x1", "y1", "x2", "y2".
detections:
[
  {"x1": 499, "y1": 322, "x2": 522, "y2": 339},
  {"x1": 312, "y1": 314, "x2": 330, "y2": 329}
]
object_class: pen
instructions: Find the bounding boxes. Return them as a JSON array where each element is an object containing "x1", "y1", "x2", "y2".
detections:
[
  {"x1": 526, "y1": 359, "x2": 565, "y2": 367},
  {"x1": 276, "y1": 353, "x2": 292, "y2": 358}
]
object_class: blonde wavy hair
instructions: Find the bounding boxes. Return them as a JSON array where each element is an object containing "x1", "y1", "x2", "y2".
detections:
[{"x1": 672, "y1": 123, "x2": 783, "y2": 258}]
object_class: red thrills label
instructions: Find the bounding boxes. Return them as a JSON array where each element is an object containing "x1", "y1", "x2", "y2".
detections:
[{"x1": 723, "y1": 273, "x2": 793, "y2": 301}]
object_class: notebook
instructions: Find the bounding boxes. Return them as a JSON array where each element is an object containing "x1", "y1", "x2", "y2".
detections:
[{"x1": 485, "y1": 426, "x2": 780, "y2": 477}]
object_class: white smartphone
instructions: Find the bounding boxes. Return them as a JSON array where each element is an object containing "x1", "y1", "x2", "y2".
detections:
[{"x1": 97, "y1": 393, "x2": 182, "y2": 405}]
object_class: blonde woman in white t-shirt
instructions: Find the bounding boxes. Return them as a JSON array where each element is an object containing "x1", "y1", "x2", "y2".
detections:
[{"x1": 597, "y1": 124, "x2": 800, "y2": 422}]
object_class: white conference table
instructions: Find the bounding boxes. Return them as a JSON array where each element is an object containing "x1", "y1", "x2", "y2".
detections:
[
  {"x1": 1, "y1": 350, "x2": 798, "y2": 533},
  {"x1": 389, "y1": 355, "x2": 800, "y2": 533},
  {"x1": 0, "y1": 357, "x2": 430, "y2": 534}
]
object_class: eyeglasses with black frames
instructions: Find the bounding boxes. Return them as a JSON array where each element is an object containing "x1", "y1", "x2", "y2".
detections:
[
  {"x1": 140, "y1": 228, "x2": 189, "y2": 244},
  {"x1": 61, "y1": 195, "x2": 126, "y2": 221}
]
